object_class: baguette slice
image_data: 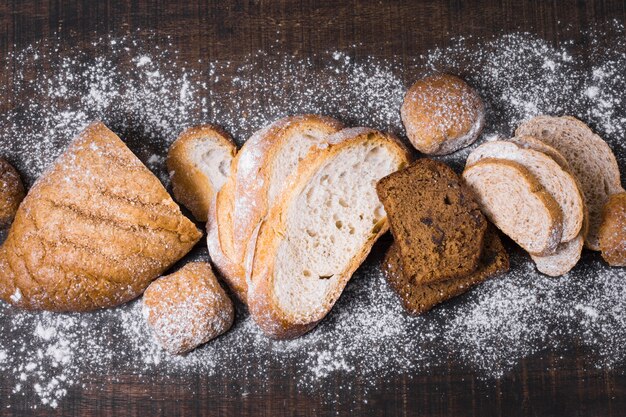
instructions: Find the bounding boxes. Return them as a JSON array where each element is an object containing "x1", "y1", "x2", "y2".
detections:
[
  {"x1": 516, "y1": 116, "x2": 624, "y2": 250},
  {"x1": 462, "y1": 158, "x2": 563, "y2": 255},
  {"x1": 167, "y1": 125, "x2": 237, "y2": 222},
  {"x1": 207, "y1": 115, "x2": 343, "y2": 303},
  {"x1": 247, "y1": 128, "x2": 409, "y2": 339},
  {"x1": 466, "y1": 140, "x2": 584, "y2": 242}
]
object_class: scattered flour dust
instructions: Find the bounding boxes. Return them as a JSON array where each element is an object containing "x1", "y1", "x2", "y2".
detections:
[{"x1": 1, "y1": 23, "x2": 626, "y2": 409}]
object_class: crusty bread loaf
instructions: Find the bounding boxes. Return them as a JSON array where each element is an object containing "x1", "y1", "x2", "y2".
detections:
[
  {"x1": 167, "y1": 124, "x2": 237, "y2": 222},
  {"x1": 383, "y1": 226, "x2": 509, "y2": 315},
  {"x1": 516, "y1": 116, "x2": 624, "y2": 250},
  {"x1": 142, "y1": 262, "x2": 234, "y2": 354},
  {"x1": 598, "y1": 192, "x2": 626, "y2": 266},
  {"x1": 0, "y1": 122, "x2": 202, "y2": 312},
  {"x1": 207, "y1": 115, "x2": 343, "y2": 303},
  {"x1": 376, "y1": 158, "x2": 488, "y2": 284},
  {"x1": 0, "y1": 158, "x2": 25, "y2": 226},
  {"x1": 466, "y1": 140, "x2": 584, "y2": 242},
  {"x1": 247, "y1": 128, "x2": 409, "y2": 339},
  {"x1": 462, "y1": 158, "x2": 563, "y2": 255}
]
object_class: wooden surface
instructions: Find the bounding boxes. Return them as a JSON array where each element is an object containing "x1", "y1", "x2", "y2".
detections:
[{"x1": 1, "y1": 1, "x2": 626, "y2": 416}]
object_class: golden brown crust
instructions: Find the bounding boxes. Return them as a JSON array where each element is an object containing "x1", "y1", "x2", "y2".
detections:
[
  {"x1": 599, "y1": 192, "x2": 626, "y2": 266},
  {"x1": 0, "y1": 158, "x2": 25, "y2": 226},
  {"x1": 0, "y1": 121, "x2": 202, "y2": 312},
  {"x1": 167, "y1": 124, "x2": 237, "y2": 222}
]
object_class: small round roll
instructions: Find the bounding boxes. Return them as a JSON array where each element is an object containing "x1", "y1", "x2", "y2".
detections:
[{"x1": 0, "y1": 158, "x2": 25, "y2": 226}]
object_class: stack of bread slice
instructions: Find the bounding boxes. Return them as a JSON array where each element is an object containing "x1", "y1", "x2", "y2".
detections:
[{"x1": 207, "y1": 115, "x2": 410, "y2": 338}]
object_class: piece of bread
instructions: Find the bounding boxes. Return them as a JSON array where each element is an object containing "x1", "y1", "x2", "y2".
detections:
[
  {"x1": 0, "y1": 122, "x2": 202, "y2": 312},
  {"x1": 598, "y1": 192, "x2": 626, "y2": 266},
  {"x1": 167, "y1": 125, "x2": 237, "y2": 222},
  {"x1": 462, "y1": 158, "x2": 563, "y2": 255},
  {"x1": 401, "y1": 73, "x2": 485, "y2": 155},
  {"x1": 207, "y1": 115, "x2": 343, "y2": 303},
  {"x1": 466, "y1": 140, "x2": 584, "y2": 242},
  {"x1": 142, "y1": 262, "x2": 234, "y2": 354},
  {"x1": 530, "y1": 234, "x2": 584, "y2": 276},
  {"x1": 0, "y1": 158, "x2": 25, "y2": 226},
  {"x1": 516, "y1": 116, "x2": 624, "y2": 250},
  {"x1": 376, "y1": 158, "x2": 488, "y2": 284},
  {"x1": 383, "y1": 226, "x2": 509, "y2": 315},
  {"x1": 247, "y1": 128, "x2": 409, "y2": 339}
]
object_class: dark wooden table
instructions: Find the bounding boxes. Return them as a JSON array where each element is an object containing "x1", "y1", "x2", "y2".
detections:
[{"x1": 1, "y1": 1, "x2": 626, "y2": 416}]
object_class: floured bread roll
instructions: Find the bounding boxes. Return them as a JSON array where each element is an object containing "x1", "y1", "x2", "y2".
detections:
[
  {"x1": 0, "y1": 122, "x2": 202, "y2": 312},
  {"x1": 0, "y1": 158, "x2": 25, "y2": 226}
]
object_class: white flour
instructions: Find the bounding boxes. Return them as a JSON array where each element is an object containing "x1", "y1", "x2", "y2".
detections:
[{"x1": 1, "y1": 23, "x2": 626, "y2": 409}]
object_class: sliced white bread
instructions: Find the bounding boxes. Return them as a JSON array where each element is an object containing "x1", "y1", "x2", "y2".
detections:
[
  {"x1": 206, "y1": 115, "x2": 343, "y2": 303},
  {"x1": 466, "y1": 140, "x2": 584, "y2": 242},
  {"x1": 516, "y1": 116, "x2": 624, "y2": 250},
  {"x1": 167, "y1": 125, "x2": 237, "y2": 222},
  {"x1": 530, "y1": 233, "x2": 584, "y2": 277},
  {"x1": 462, "y1": 158, "x2": 563, "y2": 255},
  {"x1": 247, "y1": 128, "x2": 409, "y2": 339}
]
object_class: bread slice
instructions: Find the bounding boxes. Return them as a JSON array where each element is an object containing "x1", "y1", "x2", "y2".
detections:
[
  {"x1": 206, "y1": 115, "x2": 343, "y2": 303},
  {"x1": 376, "y1": 158, "x2": 488, "y2": 284},
  {"x1": 598, "y1": 192, "x2": 626, "y2": 266},
  {"x1": 0, "y1": 122, "x2": 202, "y2": 312},
  {"x1": 462, "y1": 158, "x2": 563, "y2": 255},
  {"x1": 466, "y1": 140, "x2": 584, "y2": 242},
  {"x1": 247, "y1": 128, "x2": 409, "y2": 339},
  {"x1": 383, "y1": 226, "x2": 509, "y2": 314},
  {"x1": 167, "y1": 125, "x2": 237, "y2": 222},
  {"x1": 516, "y1": 116, "x2": 624, "y2": 250},
  {"x1": 530, "y1": 233, "x2": 584, "y2": 276}
]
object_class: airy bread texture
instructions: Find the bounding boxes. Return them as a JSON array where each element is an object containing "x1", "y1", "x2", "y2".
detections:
[
  {"x1": 401, "y1": 73, "x2": 485, "y2": 155},
  {"x1": 0, "y1": 122, "x2": 202, "y2": 312},
  {"x1": 463, "y1": 158, "x2": 563, "y2": 255},
  {"x1": 167, "y1": 125, "x2": 237, "y2": 222},
  {"x1": 0, "y1": 158, "x2": 25, "y2": 226},
  {"x1": 247, "y1": 128, "x2": 409, "y2": 339},
  {"x1": 598, "y1": 192, "x2": 626, "y2": 266},
  {"x1": 207, "y1": 115, "x2": 343, "y2": 303},
  {"x1": 516, "y1": 116, "x2": 624, "y2": 250},
  {"x1": 143, "y1": 262, "x2": 234, "y2": 354}
]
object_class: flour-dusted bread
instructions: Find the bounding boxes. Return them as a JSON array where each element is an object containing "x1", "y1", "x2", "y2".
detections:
[
  {"x1": 462, "y1": 158, "x2": 563, "y2": 255},
  {"x1": 516, "y1": 116, "x2": 624, "y2": 250},
  {"x1": 207, "y1": 115, "x2": 343, "y2": 303},
  {"x1": 0, "y1": 158, "x2": 25, "y2": 226},
  {"x1": 142, "y1": 262, "x2": 234, "y2": 354},
  {"x1": 466, "y1": 140, "x2": 584, "y2": 242},
  {"x1": 247, "y1": 128, "x2": 409, "y2": 338},
  {"x1": 401, "y1": 73, "x2": 485, "y2": 155},
  {"x1": 376, "y1": 158, "x2": 488, "y2": 284},
  {"x1": 598, "y1": 192, "x2": 626, "y2": 266},
  {"x1": 167, "y1": 124, "x2": 237, "y2": 222},
  {"x1": 0, "y1": 122, "x2": 202, "y2": 312}
]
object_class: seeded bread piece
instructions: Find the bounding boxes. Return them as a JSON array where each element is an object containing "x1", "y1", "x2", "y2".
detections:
[
  {"x1": 167, "y1": 124, "x2": 237, "y2": 222},
  {"x1": 463, "y1": 158, "x2": 563, "y2": 255},
  {"x1": 376, "y1": 159, "x2": 488, "y2": 284},
  {"x1": 383, "y1": 226, "x2": 509, "y2": 315},
  {"x1": 516, "y1": 116, "x2": 624, "y2": 250},
  {"x1": 247, "y1": 128, "x2": 409, "y2": 339},
  {"x1": 0, "y1": 158, "x2": 25, "y2": 226},
  {"x1": 598, "y1": 192, "x2": 626, "y2": 266},
  {"x1": 466, "y1": 140, "x2": 584, "y2": 242}
]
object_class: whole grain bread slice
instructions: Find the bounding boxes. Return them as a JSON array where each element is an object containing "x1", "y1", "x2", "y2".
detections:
[
  {"x1": 462, "y1": 158, "x2": 563, "y2": 255},
  {"x1": 530, "y1": 233, "x2": 584, "y2": 276},
  {"x1": 376, "y1": 158, "x2": 488, "y2": 284},
  {"x1": 516, "y1": 116, "x2": 624, "y2": 250},
  {"x1": 247, "y1": 128, "x2": 409, "y2": 339}
]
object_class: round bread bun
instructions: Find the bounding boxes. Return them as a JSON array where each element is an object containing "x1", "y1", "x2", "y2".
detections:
[
  {"x1": 0, "y1": 158, "x2": 25, "y2": 226},
  {"x1": 401, "y1": 73, "x2": 485, "y2": 155},
  {"x1": 142, "y1": 262, "x2": 234, "y2": 354},
  {"x1": 599, "y1": 192, "x2": 626, "y2": 266}
]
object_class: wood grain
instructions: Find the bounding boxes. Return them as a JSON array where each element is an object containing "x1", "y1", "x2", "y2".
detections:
[{"x1": 1, "y1": 1, "x2": 626, "y2": 416}]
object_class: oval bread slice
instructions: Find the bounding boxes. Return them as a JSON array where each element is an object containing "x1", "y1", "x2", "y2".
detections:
[
  {"x1": 516, "y1": 116, "x2": 624, "y2": 250},
  {"x1": 530, "y1": 233, "x2": 584, "y2": 277},
  {"x1": 466, "y1": 140, "x2": 584, "y2": 242},
  {"x1": 247, "y1": 128, "x2": 409, "y2": 339},
  {"x1": 462, "y1": 158, "x2": 563, "y2": 255}
]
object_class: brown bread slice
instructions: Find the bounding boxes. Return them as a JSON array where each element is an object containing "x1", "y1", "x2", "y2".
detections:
[
  {"x1": 376, "y1": 159, "x2": 488, "y2": 284},
  {"x1": 383, "y1": 226, "x2": 509, "y2": 315},
  {"x1": 598, "y1": 192, "x2": 626, "y2": 266}
]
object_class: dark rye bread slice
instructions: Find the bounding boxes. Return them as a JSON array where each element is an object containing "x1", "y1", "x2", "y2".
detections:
[
  {"x1": 383, "y1": 226, "x2": 509, "y2": 314},
  {"x1": 376, "y1": 158, "x2": 488, "y2": 284}
]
